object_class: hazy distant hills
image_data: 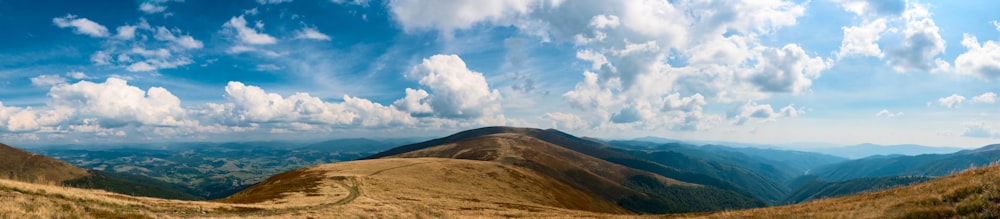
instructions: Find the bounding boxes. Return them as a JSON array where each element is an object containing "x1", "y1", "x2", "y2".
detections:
[
  {"x1": 805, "y1": 144, "x2": 1000, "y2": 182},
  {"x1": 29, "y1": 139, "x2": 409, "y2": 199},
  {"x1": 801, "y1": 143, "x2": 965, "y2": 159},
  {"x1": 0, "y1": 143, "x2": 199, "y2": 200}
]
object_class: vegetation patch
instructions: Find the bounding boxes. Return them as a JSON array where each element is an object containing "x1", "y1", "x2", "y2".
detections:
[{"x1": 216, "y1": 168, "x2": 325, "y2": 204}]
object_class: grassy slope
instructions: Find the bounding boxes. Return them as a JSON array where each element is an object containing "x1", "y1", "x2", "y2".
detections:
[
  {"x1": 0, "y1": 143, "x2": 91, "y2": 184},
  {"x1": 676, "y1": 164, "x2": 1000, "y2": 219}
]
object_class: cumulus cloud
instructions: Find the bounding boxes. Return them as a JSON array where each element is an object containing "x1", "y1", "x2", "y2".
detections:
[
  {"x1": 885, "y1": 3, "x2": 946, "y2": 73},
  {"x1": 394, "y1": 54, "x2": 502, "y2": 119},
  {"x1": 875, "y1": 109, "x2": 903, "y2": 118},
  {"x1": 30, "y1": 75, "x2": 68, "y2": 87},
  {"x1": 954, "y1": 34, "x2": 1000, "y2": 79},
  {"x1": 223, "y1": 15, "x2": 277, "y2": 45},
  {"x1": 972, "y1": 92, "x2": 997, "y2": 104},
  {"x1": 838, "y1": 19, "x2": 887, "y2": 58},
  {"x1": 937, "y1": 94, "x2": 965, "y2": 109},
  {"x1": 563, "y1": 71, "x2": 616, "y2": 111},
  {"x1": 49, "y1": 78, "x2": 192, "y2": 127},
  {"x1": 52, "y1": 14, "x2": 109, "y2": 37},
  {"x1": 750, "y1": 44, "x2": 830, "y2": 93},
  {"x1": 294, "y1": 27, "x2": 332, "y2": 41},
  {"x1": 218, "y1": 81, "x2": 415, "y2": 127},
  {"x1": 728, "y1": 101, "x2": 800, "y2": 125}
]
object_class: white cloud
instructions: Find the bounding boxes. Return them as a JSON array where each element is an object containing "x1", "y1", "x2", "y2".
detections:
[
  {"x1": 29, "y1": 75, "x2": 68, "y2": 87},
  {"x1": 972, "y1": 92, "x2": 997, "y2": 104},
  {"x1": 388, "y1": 0, "x2": 538, "y2": 35},
  {"x1": 836, "y1": 0, "x2": 905, "y2": 17},
  {"x1": 394, "y1": 54, "x2": 503, "y2": 119},
  {"x1": 294, "y1": 27, "x2": 332, "y2": 41},
  {"x1": 66, "y1": 71, "x2": 87, "y2": 79},
  {"x1": 52, "y1": 14, "x2": 109, "y2": 37},
  {"x1": 838, "y1": 19, "x2": 887, "y2": 58},
  {"x1": 875, "y1": 109, "x2": 903, "y2": 118},
  {"x1": 938, "y1": 94, "x2": 966, "y2": 109},
  {"x1": 257, "y1": 0, "x2": 293, "y2": 4},
  {"x1": 543, "y1": 112, "x2": 588, "y2": 130},
  {"x1": 49, "y1": 78, "x2": 192, "y2": 127},
  {"x1": 139, "y1": 3, "x2": 167, "y2": 14},
  {"x1": 223, "y1": 15, "x2": 277, "y2": 45},
  {"x1": 728, "y1": 101, "x2": 800, "y2": 125},
  {"x1": 954, "y1": 34, "x2": 1000, "y2": 79},
  {"x1": 749, "y1": 44, "x2": 830, "y2": 93},
  {"x1": 154, "y1": 27, "x2": 204, "y2": 49},
  {"x1": 392, "y1": 88, "x2": 433, "y2": 115},
  {"x1": 563, "y1": 71, "x2": 616, "y2": 111},
  {"x1": 219, "y1": 82, "x2": 415, "y2": 127},
  {"x1": 116, "y1": 25, "x2": 139, "y2": 40},
  {"x1": 885, "y1": 3, "x2": 946, "y2": 73}
]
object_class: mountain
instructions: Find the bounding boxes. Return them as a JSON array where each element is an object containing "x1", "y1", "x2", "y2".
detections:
[
  {"x1": 365, "y1": 127, "x2": 765, "y2": 213},
  {"x1": 780, "y1": 175, "x2": 934, "y2": 204},
  {"x1": 0, "y1": 143, "x2": 90, "y2": 184},
  {"x1": 804, "y1": 143, "x2": 964, "y2": 159},
  {"x1": 605, "y1": 140, "x2": 846, "y2": 204},
  {"x1": 0, "y1": 143, "x2": 199, "y2": 200},
  {"x1": 691, "y1": 164, "x2": 1000, "y2": 218},
  {"x1": 806, "y1": 143, "x2": 1000, "y2": 182}
]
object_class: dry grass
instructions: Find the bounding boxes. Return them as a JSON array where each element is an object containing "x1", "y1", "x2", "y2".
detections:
[
  {"x1": 0, "y1": 157, "x2": 634, "y2": 218},
  {"x1": 670, "y1": 164, "x2": 1000, "y2": 219}
]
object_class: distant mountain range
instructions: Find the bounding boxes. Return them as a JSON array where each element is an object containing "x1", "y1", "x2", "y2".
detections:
[{"x1": 0, "y1": 143, "x2": 199, "y2": 200}]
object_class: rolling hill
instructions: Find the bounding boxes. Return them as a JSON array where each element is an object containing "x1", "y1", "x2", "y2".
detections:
[
  {"x1": 678, "y1": 164, "x2": 1000, "y2": 219},
  {"x1": 0, "y1": 143, "x2": 200, "y2": 200},
  {"x1": 806, "y1": 144, "x2": 1000, "y2": 181},
  {"x1": 366, "y1": 127, "x2": 766, "y2": 213}
]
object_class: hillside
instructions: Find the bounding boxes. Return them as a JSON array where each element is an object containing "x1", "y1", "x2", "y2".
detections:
[
  {"x1": 0, "y1": 143, "x2": 199, "y2": 200},
  {"x1": 781, "y1": 175, "x2": 935, "y2": 204},
  {"x1": 0, "y1": 158, "x2": 625, "y2": 218},
  {"x1": 678, "y1": 164, "x2": 1000, "y2": 219},
  {"x1": 0, "y1": 143, "x2": 91, "y2": 184},
  {"x1": 366, "y1": 127, "x2": 766, "y2": 213},
  {"x1": 808, "y1": 144, "x2": 1000, "y2": 181}
]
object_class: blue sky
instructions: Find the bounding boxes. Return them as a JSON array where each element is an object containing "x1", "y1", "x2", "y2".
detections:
[{"x1": 1, "y1": 0, "x2": 998, "y2": 147}]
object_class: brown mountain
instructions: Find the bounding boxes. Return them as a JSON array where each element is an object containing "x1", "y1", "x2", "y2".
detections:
[
  {"x1": 223, "y1": 127, "x2": 764, "y2": 214},
  {"x1": 0, "y1": 143, "x2": 91, "y2": 184}
]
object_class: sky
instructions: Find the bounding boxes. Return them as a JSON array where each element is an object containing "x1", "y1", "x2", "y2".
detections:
[{"x1": 0, "y1": 0, "x2": 998, "y2": 148}]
